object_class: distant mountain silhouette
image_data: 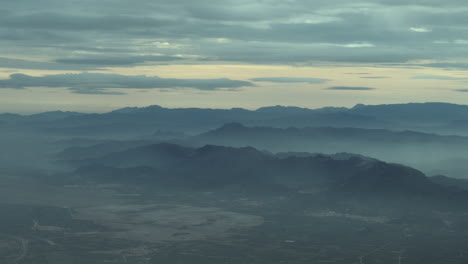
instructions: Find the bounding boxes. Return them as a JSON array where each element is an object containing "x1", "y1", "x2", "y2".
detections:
[
  {"x1": 28, "y1": 111, "x2": 84, "y2": 121},
  {"x1": 6, "y1": 102, "x2": 468, "y2": 136},
  {"x1": 0, "y1": 111, "x2": 82, "y2": 123},
  {"x1": 66, "y1": 143, "x2": 461, "y2": 199},
  {"x1": 199, "y1": 123, "x2": 468, "y2": 145},
  {"x1": 350, "y1": 102, "x2": 468, "y2": 124},
  {"x1": 65, "y1": 142, "x2": 194, "y2": 169},
  {"x1": 194, "y1": 123, "x2": 468, "y2": 175},
  {"x1": 58, "y1": 140, "x2": 153, "y2": 160}
]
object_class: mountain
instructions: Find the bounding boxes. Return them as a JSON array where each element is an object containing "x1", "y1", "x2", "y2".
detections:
[
  {"x1": 0, "y1": 111, "x2": 82, "y2": 123},
  {"x1": 57, "y1": 140, "x2": 154, "y2": 160},
  {"x1": 0, "y1": 104, "x2": 399, "y2": 136},
  {"x1": 28, "y1": 111, "x2": 84, "y2": 121},
  {"x1": 0, "y1": 113, "x2": 22, "y2": 122},
  {"x1": 350, "y1": 102, "x2": 468, "y2": 125},
  {"x1": 255, "y1": 105, "x2": 315, "y2": 115},
  {"x1": 66, "y1": 143, "x2": 461, "y2": 200},
  {"x1": 198, "y1": 123, "x2": 468, "y2": 145},
  {"x1": 430, "y1": 175, "x2": 468, "y2": 191},
  {"x1": 63, "y1": 142, "x2": 194, "y2": 169},
  {"x1": 194, "y1": 123, "x2": 468, "y2": 176},
  {"x1": 6, "y1": 102, "x2": 468, "y2": 137}
]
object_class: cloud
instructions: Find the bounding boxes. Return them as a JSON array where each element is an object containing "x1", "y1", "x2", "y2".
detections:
[
  {"x1": 0, "y1": 73, "x2": 253, "y2": 94},
  {"x1": 454, "y1": 89, "x2": 468, "y2": 92},
  {"x1": 422, "y1": 62, "x2": 468, "y2": 69},
  {"x1": 326, "y1": 86, "x2": 376, "y2": 90},
  {"x1": 0, "y1": 12, "x2": 170, "y2": 31},
  {"x1": 2, "y1": 0, "x2": 468, "y2": 67},
  {"x1": 360, "y1": 76, "x2": 389, "y2": 79},
  {"x1": 409, "y1": 27, "x2": 431, "y2": 33},
  {"x1": 250, "y1": 77, "x2": 329, "y2": 83},
  {"x1": 55, "y1": 55, "x2": 185, "y2": 66},
  {"x1": 329, "y1": 43, "x2": 375, "y2": 48},
  {"x1": 411, "y1": 75, "x2": 463, "y2": 80},
  {"x1": 0, "y1": 57, "x2": 98, "y2": 70},
  {"x1": 68, "y1": 88, "x2": 127, "y2": 95}
]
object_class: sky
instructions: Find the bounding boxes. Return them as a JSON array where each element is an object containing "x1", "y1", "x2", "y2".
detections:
[{"x1": 2, "y1": 0, "x2": 468, "y2": 113}]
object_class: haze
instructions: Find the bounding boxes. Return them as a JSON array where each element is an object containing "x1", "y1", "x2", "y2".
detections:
[{"x1": 3, "y1": 1, "x2": 468, "y2": 264}]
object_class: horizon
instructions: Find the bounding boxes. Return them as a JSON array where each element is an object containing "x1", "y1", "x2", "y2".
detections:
[{"x1": 3, "y1": 101, "x2": 468, "y2": 115}]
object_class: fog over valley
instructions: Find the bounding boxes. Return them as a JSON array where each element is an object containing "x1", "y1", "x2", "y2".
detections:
[{"x1": 3, "y1": 0, "x2": 468, "y2": 262}]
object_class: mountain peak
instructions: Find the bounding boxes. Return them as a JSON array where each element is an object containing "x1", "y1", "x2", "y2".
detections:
[
  {"x1": 112, "y1": 105, "x2": 163, "y2": 114},
  {"x1": 255, "y1": 105, "x2": 311, "y2": 113},
  {"x1": 352, "y1": 103, "x2": 366, "y2": 109}
]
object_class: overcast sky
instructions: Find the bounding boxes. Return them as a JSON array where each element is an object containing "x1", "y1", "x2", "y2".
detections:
[{"x1": 2, "y1": 0, "x2": 468, "y2": 113}]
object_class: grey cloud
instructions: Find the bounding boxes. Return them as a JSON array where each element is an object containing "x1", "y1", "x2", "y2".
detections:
[
  {"x1": 55, "y1": 55, "x2": 185, "y2": 66},
  {"x1": 360, "y1": 76, "x2": 390, "y2": 79},
  {"x1": 1, "y1": 0, "x2": 468, "y2": 66},
  {"x1": 251, "y1": 77, "x2": 329, "y2": 83},
  {"x1": 422, "y1": 63, "x2": 468, "y2": 69},
  {"x1": 68, "y1": 88, "x2": 127, "y2": 95},
  {"x1": 169, "y1": 11, "x2": 435, "y2": 45},
  {"x1": 0, "y1": 73, "x2": 253, "y2": 94},
  {"x1": 345, "y1": 73, "x2": 370, "y2": 75},
  {"x1": 0, "y1": 57, "x2": 98, "y2": 70},
  {"x1": 411, "y1": 75, "x2": 463, "y2": 80},
  {"x1": 185, "y1": 4, "x2": 277, "y2": 22},
  {"x1": 326, "y1": 86, "x2": 376, "y2": 90},
  {"x1": 55, "y1": 46, "x2": 131, "y2": 53},
  {"x1": 197, "y1": 40, "x2": 426, "y2": 64},
  {"x1": 0, "y1": 12, "x2": 170, "y2": 31},
  {"x1": 406, "y1": 10, "x2": 468, "y2": 27}
]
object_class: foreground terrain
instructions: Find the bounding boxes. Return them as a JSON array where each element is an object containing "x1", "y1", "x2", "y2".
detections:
[{"x1": 1, "y1": 162, "x2": 468, "y2": 263}]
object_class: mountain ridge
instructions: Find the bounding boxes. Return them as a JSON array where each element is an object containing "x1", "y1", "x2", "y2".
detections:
[{"x1": 66, "y1": 143, "x2": 463, "y2": 200}]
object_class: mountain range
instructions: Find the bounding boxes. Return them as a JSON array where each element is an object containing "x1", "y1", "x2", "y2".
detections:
[
  {"x1": 194, "y1": 123, "x2": 468, "y2": 177},
  {"x1": 64, "y1": 143, "x2": 468, "y2": 206},
  {"x1": 4, "y1": 102, "x2": 468, "y2": 136}
]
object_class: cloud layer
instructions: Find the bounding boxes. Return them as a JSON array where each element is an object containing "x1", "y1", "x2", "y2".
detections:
[
  {"x1": 250, "y1": 77, "x2": 329, "y2": 83},
  {"x1": 326, "y1": 86, "x2": 376, "y2": 91},
  {"x1": 2, "y1": 0, "x2": 468, "y2": 69},
  {"x1": 0, "y1": 73, "x2": 253, "y2": 94}
]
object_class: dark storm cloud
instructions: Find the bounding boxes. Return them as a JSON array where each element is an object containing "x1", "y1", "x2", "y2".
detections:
[
  {"x1": 0, "y1": 73, "x2": 253, "y2": 94},
  {"x1": 251, "y1": 77, "x2": 329, "y2": 83},
  {"x1": 326, "y1": 86, "x2": 376, "y2": 90}
]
